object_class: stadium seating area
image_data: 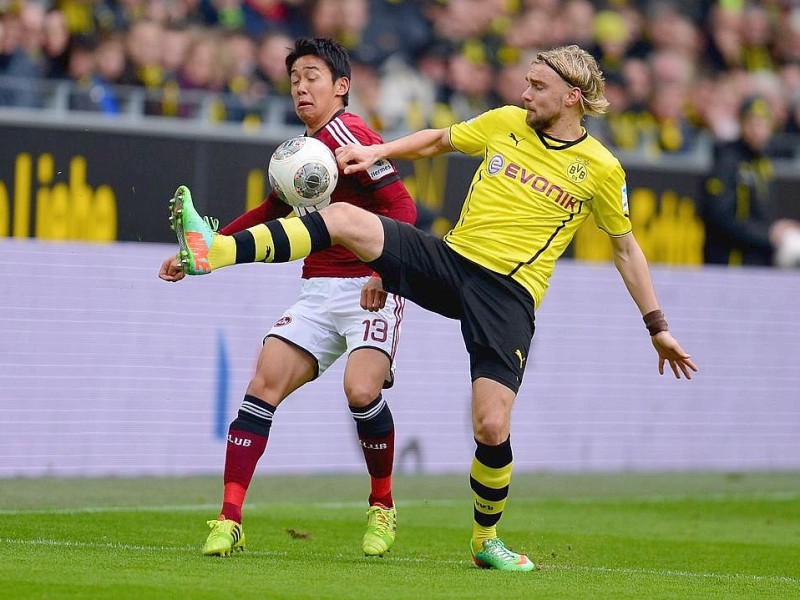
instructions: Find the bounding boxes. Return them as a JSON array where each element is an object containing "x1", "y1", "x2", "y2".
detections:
[{"x1": 1, "y1": 0, "x2": 799, "y2": 158}]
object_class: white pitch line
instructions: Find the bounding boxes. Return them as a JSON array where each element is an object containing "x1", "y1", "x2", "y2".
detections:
[
  {"x1": 2, "y1": 491, "x2": 799, "y2": 516},
  {"x1": 0, "y1": 499, "x2": 458, "y2": 516},
  {"x1": 1, "y1": 538, "x2": 798, "y2": 585}
]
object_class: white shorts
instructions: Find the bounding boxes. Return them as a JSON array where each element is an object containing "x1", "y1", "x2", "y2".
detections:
[{"x1": 267, "y1": 276, "x2": 405, "y2": 385}]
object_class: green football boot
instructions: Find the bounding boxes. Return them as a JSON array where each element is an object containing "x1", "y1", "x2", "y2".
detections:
[
  {"x1": 202, "y1": 519, "x2": 246, "y2": 557},
  {"x1": 168, "y1": 185, "x2": 215, "y2": 275},
  {"x1": 362, "y1": 504, "x2": 397, "y2": 556},
  {"x1": 470, "y1": 538, "x2": 534, "y2": 572}
]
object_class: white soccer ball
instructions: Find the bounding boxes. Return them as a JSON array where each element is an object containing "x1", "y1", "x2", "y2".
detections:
[
  {"x1": 774, "y1": 228, "x2": 800, "y2": 268},
  {"x1": 268, "y1": 136, "x2": 338, "y2": 213}
]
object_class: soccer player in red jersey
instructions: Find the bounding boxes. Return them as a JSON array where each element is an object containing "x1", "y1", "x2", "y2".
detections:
[{"x1": 159, "y1": 38, "x2": 416, "y2": 557}]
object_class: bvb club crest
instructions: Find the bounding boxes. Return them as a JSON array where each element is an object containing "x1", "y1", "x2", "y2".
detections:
[{"x1": 567, "y1": 158, "x2": 588, "y2": 183}]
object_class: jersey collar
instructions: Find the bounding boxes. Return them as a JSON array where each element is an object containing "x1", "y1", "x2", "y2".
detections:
[{"x1": 535, "y1": 128, "x2": 587, "y2": 150}]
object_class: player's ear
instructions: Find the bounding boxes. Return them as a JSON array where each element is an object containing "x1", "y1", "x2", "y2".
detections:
[
  {"x1": 335, "y1": 76, "x2": 350, "y2": 98},
  {"x1": 565, "y1": 86, "x2": 582, "y2": 109}
]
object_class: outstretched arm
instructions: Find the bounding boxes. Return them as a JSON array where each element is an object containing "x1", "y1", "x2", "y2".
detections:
[
  {"x1": 610, "y1": 233, "x2": 698, "y2": 379},
  {"x1": 336, "y1": 128, "x2": 452, "y2": 174}
]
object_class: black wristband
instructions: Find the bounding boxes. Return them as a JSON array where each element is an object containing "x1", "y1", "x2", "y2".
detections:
[{"x1": 643, "y1": 309, "x2": 669, "y2": 336}]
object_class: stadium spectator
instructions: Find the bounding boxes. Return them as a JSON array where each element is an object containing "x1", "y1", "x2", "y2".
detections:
[
  {"x1": 701, "y1": 95, "x2": 800, "y2": 266},
  {"x1": 740, "y1": 2, "x2": 775, "y2": 72},
  {"x1": 159, "y1": 37, "x2": 417, "y2": 559},
  {"x1": 0, "y1": 3, "x2": 47, "y2": 108},
  {"x1": 166, "y1": 44, "x2": 697, "y2": 571},
  {"x1": 43, "y1": 8, "x2": 71, "y2": 79},
  {"x1": 219, "y1": 29, "x2": 262, "y2": 124},
  {"x1": 494, "y1": 53, "x2": 535, "y2": 108},
  {"x1": 161, "y1": 24, "x2": 191, "y2": 82},
  {"x1": 65, "y1": 35, "x2": 99, "y2": 111},
  {"x1": 119, "y1": 18, "x2": 170, "y2": 115},
  {"x1": 590, "y1": 8, "x2": 630, "y2": 75},
  {"x1": 559, "y1": 0, "x2": 596, "y2": 48},
  {"x1": 250, "y1": 29, "x2": 300, "y2": 125},
  {"x1": 704, "y1": 2, "x2": 745, "y2": 72},
  {"x1": 92, "y1": 33, "x2": 126, "y2": 112},
  {"x1": 175, "y1": 32, "x2": 226, "y2": 119},
  {"x1": 347, "y1": 56, "x2": 384, "y2": 131},
  {"x1": 503, "y1": 7, "x2": 554, "y2": 51},
  {"x1": 444, "y1": 43, "x2": 497, "y2": 123},
  {"x1": 644, "y1": 81, "x2": 700, "y2": 156}
]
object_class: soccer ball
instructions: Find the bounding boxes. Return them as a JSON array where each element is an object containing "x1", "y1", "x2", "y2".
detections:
[
  {"x1": 774, "y1": 228, "x2": 800, "y2": 268},
  {"x1": 268, "y1": 136, "x2": 338, "y2": 213}
]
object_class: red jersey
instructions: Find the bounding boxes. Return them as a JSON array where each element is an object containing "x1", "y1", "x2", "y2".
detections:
[{"x1": 221, "y1": 110, "x2": 417, "y2": 278}]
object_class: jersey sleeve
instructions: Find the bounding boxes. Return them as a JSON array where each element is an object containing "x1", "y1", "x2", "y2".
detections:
[
  {"x1": 449, "y1": 108, "x2": 505, "y2": 156},
  {"x1": 373, "y1": 179, "x2": 417, "y2": 225},
  {"x1": 592, "y1": 162, "x2": 632, "y2": 237}
]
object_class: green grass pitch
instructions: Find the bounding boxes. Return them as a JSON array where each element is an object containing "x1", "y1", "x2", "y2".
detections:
[{"x1": 2, "y1": 472, "x2": 799, "y2": 599}]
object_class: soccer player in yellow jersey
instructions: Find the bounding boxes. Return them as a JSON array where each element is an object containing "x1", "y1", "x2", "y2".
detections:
[{"x1": 165, "y1": 44, "x2": 698, "y2": 572}]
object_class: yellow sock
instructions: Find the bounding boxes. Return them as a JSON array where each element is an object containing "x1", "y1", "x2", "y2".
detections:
[
  {"x1": 472, "y1": 525, "x2": 497, "y2": 548},
  {"x1": 207, "y1": 233, "x2": 237, "y2": 270},
  {"x1": 470, "y1": 443, "x2": 512, "y2": 550},
  {"x1": 208, "y1": 217, "x2": 320, "y2": 270}
]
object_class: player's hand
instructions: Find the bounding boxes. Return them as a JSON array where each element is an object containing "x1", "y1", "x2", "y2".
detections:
[
  {"x1": 650, "y1": 331, "x2": 698, "y2": 379},
  {"x1": 336, "y1": 144, "x2": 382, "y2": 175},
  {"x1": 360, "y1": 276, "x2": 387, "y2": 311},
  {"x1": 158, "y1": 255, "x2": 185, "y2": 282}
]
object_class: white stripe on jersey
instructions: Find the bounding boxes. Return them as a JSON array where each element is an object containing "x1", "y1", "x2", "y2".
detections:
[
  {"x1": 325, "y1": 117, "x2": 361, "y2": 148},
  {"x1": 390, "y1": 295, "x2": 404, "y2": 360}
]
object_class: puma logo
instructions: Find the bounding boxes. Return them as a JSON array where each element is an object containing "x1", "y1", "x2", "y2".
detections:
[
  {"x1": 509, "y1": 132, "x2": 525, "y2": 146},
  {"x1": 514, "y1": 349, "x2": 526, "y2": 369}
]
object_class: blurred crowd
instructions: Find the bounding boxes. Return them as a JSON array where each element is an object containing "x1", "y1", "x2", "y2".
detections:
[{"x1": 2, "y1": 0, "x2": 800, "y2": 157}]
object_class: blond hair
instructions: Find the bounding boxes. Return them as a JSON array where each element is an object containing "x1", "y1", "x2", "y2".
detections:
[{"x1": 536, "y1": 45, "x2": 609, "y2": 117}]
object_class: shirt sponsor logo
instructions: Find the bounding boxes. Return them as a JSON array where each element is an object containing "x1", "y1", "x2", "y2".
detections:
[
  {"x1": 274, "y1": 315, "x2": 292, "y2": 327},
  {"x1": 487, "y1": 153, "x2": 505, "y2": 175},
  {"x1": 497, "y1": 155, "x2": 580, "y2": 213},
  {"x1": 366, "y1": 159, "x2": 394, "y2": 180}
]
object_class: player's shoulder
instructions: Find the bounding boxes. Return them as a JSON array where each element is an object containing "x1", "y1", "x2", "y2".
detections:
[
  {"x1": 581, "y1": 131, "x2": 623, "y2": 171},
  {"x1": 462, "y1": 105, "x2": 524, "y2": 128},
  {"x1": 319, "y1": 111, "x2": 383, "y2": 148}
]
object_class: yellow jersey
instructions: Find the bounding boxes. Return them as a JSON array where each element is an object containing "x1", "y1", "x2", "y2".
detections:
[{"x1": 446, "y1": 105, "x2": 631, "y2": 307}]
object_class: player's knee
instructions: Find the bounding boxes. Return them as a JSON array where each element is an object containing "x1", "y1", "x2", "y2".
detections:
[
  {"x1": 322, "y1": 203, "x2": 380, "y2": 249},
  {"x1": 344, "y1": 381, "x2": 383, "y2": 407},
  {"x1": 245, "y1": 376, "x2": 283, "y2": 407},
  {"x1": 473, "y1": 412, "x2": 509, "y2": 445},
  {"x1": 320, "y1": 202, "x2": 358, "y2": 230}
]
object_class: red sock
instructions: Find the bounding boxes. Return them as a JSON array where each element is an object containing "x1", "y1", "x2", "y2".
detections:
[
  {"x1": 220, "y1": 428, "x2": 267, "y2": 523},
  {"x1": 360, "y1": 431, "x2": 395, "y2": 507}
]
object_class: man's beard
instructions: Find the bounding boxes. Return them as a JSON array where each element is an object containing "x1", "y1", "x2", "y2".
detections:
[{"x1": 525, "y1": 109, "x2": 555, "y2": 132}]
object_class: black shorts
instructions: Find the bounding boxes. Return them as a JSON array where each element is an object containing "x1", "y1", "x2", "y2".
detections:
[{"x1": 369, "y1": 217, "x2": 536, "y2": 393}]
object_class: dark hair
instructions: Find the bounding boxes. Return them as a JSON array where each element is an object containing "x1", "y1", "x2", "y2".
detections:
[{"x1": 285, "y1": 38, "x2": 351, "y2": 106}]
